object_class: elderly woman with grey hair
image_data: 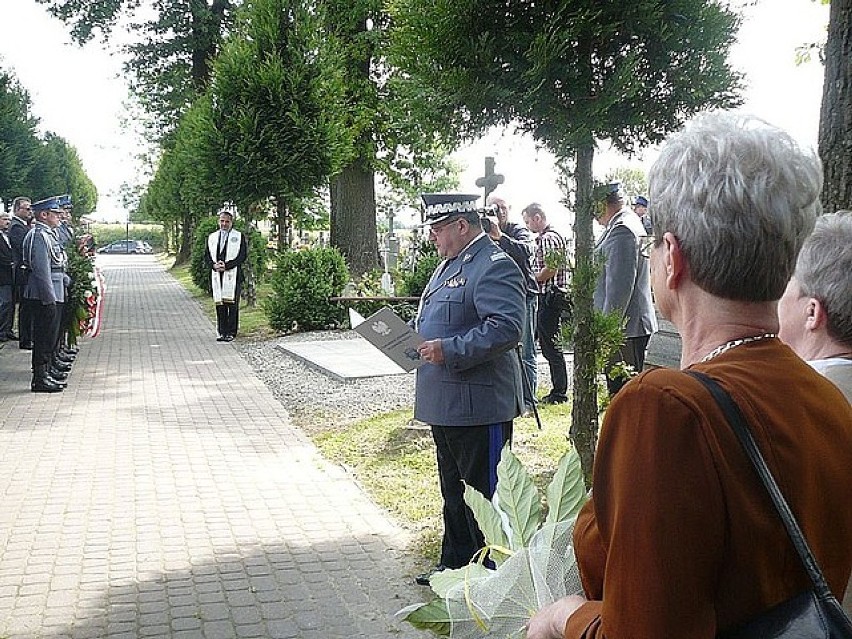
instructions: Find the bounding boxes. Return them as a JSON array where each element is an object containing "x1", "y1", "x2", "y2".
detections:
[
  {"x1": 527, "y1": 113, "x2": 852, "y2": 639},
  {"x1": 778, "y1": 211, "x2": 852, "y2": 402}
]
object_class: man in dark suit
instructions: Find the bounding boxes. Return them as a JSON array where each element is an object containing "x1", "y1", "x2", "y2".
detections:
[
  {"x1": 8, "y1": 196, "x2": 33, "y2": 348},
  {"x1": 593, "y1": 183, "x2": 658, "y2": 395},
  {"x1": 0, "y1": 211, "x2": 15, "y2": 341},
  {"x1": 413, "y1": 193, "x2": 526, "y2": 584},
  {"x1": 204, "y1": 210, "x2": 248, "y2": 341}
]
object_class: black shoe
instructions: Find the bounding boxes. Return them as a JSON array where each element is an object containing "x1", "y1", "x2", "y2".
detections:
[
  {"x1": 19, "y1": 342, "x2": 33, "y2": 350},
  {"x1": 540, "y1": 393, "x2": 568, "y2": 405},
  {"x1": 64, "y1": 345, "x2": 79, "y2": 354},
  {"x1": 5, "y1": 332, "x2": 18, "y2": 341},
  {"x1": 32, "y1": 377, "x2": 64, "y2": 393},
  {"x1": 224, "y1": 335, "x2": 234, "y2": 342},
  {"x1": 52, "y1": 360, "x2": 73, "y2": 373},
  {"x1": 415, "y1": 564, "x2": 448, "y2": 586},
  {"x1": 48, "y1": 368, "x2": 69, "y2": 382},
  {"x1": 56, "y1": 353, "x2": 75, "y2": 365},
  {"x1": 216, "y1": 335, "x2": 226, "y2": 342}
]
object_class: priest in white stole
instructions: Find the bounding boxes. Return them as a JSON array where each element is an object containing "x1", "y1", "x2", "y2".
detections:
[{"x1": 205, "y1": 210, "x2": 248, "y2": 342}]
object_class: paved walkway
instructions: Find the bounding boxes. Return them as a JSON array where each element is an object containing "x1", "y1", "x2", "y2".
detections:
[{"x1": 0, "y1": 255, "x2": 424, "y2": 639}]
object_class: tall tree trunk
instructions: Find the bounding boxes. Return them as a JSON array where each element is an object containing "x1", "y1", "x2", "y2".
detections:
[
  {"x1": 818, "y1": 0, "x2": 852, "y2": 213},
  {"x1": 276, "y1": 196, "x2": 289, "y2": 252},
  {"x1": 174, "y1": 211, "x2": 194, "y2": 265},
  {"x1": 570, "y1": 141, "x2": 598, "y2": 489},
  {"x1": 330, "y1": 154, "x2": 379, "y2": 276}
]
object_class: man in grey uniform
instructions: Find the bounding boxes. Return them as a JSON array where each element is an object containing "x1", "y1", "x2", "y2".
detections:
[
  {"x1": 23, "y1": 197, "x2": 70, "y2": 393},
  {"x1": 413, "y1": 193, "x2": 526, "y2": 584},
  {"x1": 593, "y1": 183, "x2": 657, "y2": 395}
]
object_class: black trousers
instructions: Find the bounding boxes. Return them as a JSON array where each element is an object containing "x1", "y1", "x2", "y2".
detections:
[
  {"x1": 29, "y1": 299, "x2": 60, "y2": 372},
  {"x1": 536, "y1": 293, "x2": 568, "y2": 397},
  {"x1": 431, "y1": 422, "x2": 513, "y2": 569},
  {"x1": 15, "y1": 283, "x2": 33, "y2": 346},
  {"x1": 606, "y1": 334, "x2": 652, "y2": 396},
  {"x1": 215, "y1": 280, "x2": 242, "y2": 337}
]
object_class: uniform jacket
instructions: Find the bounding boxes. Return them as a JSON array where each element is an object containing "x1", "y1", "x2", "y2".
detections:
[
  {"x1": 413, "y1": 234, "x2": 526, "y2": 427},
  {"x1": 565, "y1": 340, "x2": 852, "y2": 638},
  {"x1": 8, "y1": 216, "x2": 30, "y2": 287},
  {"x1": 594, "y1": 207, "x2": 657, "y2": 338},
  {"x1": 22, "y1": 223, "x2": 67, "y2": 304}
]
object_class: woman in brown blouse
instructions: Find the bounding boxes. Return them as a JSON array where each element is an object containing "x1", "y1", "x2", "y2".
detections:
[{"x1": 528, "y1": 113, "x2": 852, "y2": 639}]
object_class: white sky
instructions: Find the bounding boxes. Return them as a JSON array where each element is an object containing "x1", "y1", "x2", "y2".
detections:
[{"x1": 0, "y1": 0, "x2": 830, "y2": 225}]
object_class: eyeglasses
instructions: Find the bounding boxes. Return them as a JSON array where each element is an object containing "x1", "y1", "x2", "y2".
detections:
[
  {"x1": 429, "y1": 218, "x2": 462, "y2": 236},
  {"x1": 640, "y1": 237, "x2": 657, "y2": 259}
]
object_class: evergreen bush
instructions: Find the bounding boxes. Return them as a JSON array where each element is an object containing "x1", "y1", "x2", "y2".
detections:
[{"x1": 266, "y1": 247, "x2": 349, "y2": 332}]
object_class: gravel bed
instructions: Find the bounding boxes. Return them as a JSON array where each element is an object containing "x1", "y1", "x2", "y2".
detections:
[{"x1": 235, "y1": 330, "x2": 417, "y2": 436}]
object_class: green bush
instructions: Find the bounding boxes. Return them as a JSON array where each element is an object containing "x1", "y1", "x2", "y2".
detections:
[
  {"x1": 90, "y1": 223, "x2": 165, "y2": 250},
  {"x1": 266, "y1": 247, "x2": 349, "y2": 332},
  {"x1": 191, "y1": 217, "x2": 267, "y2": 294},
  {"x1": 396, "y1": 241, "x2": 440, "y2": 298}
]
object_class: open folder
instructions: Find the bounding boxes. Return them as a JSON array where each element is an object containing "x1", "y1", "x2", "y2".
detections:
[{"x1": 350, "y1": 306, "x2": 425, "y2": 372}]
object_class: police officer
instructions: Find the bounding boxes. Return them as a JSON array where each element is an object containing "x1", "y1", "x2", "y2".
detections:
[
  {"x1": 413, "y1": 193, "x2": 526, "y2": 584},
  {"x1": 23, "y1": 197, "x2": 71, "y2": 393}
]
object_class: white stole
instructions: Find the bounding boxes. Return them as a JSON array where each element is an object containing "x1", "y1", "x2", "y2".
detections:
[{"x1": 208, "y1": 229, "x2": 242, "y2": 304}]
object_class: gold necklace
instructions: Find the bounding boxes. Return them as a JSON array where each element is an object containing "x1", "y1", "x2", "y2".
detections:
[{"x1": 700, "y1": 333, "x2": 777, "y2": 363}]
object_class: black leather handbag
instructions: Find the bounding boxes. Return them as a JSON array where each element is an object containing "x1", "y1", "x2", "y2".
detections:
[{"x1": 687, "y1": 371, "x2": 852, "y2": 639}]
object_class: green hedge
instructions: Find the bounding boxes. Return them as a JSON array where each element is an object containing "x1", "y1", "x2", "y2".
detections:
[{"x1": 266, "y1": 247, "x2": 349, "y2": 332}]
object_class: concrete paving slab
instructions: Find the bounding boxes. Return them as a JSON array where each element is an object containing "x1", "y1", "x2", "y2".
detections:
[
  {"x1": 0, "y1": 254, "x2": 425, "y2": 639},
  {"x1": 277, "y1": 339, "x2": 411, "y2": 381}
]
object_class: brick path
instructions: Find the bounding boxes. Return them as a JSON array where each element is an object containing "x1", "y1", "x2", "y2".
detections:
[{"x1": 0, "y1": 254, "x2": 425, "y2": 639}]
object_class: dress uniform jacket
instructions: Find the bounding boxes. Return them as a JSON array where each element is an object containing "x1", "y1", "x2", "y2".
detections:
[
  {"x1": 594, "y1": 207, "x2": 657, "y2": 339},
  {"x1": 414, "y1": 234, "x2": 526, "y2": 427},
  {"x1": 23, "y1": 223, "x2": 67, "y2": 304}
]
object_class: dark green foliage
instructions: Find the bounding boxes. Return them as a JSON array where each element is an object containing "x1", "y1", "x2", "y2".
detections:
[
  {"x1": 266, "y1": 247, "x2": 349, "y2": 332},
  {"x1": 65, "y1": 246, "x2": 97, "y2": 345},
  {"x1": 190, "y1": 216, "x2": 266, "y2": 295},
  {"x1": 206, "y1": 0, "x2": 352, "y2": 206},
  {"x1": 0, "y1": 67, "x2": 98, "y2": 214},
  {"x1": 396, "y1": 242, "x2": 439, "y2": 298}
]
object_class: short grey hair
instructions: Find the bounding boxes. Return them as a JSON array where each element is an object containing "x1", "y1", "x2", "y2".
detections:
[
  {"x1": 648, "y1": 113, "x2": 822, "y2": 301},
  {"x1": 793, "y1": 212, "x2": 852, "y2": 346}
]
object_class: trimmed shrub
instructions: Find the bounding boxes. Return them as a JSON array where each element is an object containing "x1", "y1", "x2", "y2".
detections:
[{"x1": 266, "y1": 247, "x2": 349, "y2": 332}]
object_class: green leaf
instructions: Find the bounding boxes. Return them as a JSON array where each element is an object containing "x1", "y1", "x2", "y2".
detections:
[
  {"x1": 495, "y1": 446, "x2": 542, "y2": 547},
  {"x1": 429, "y1": 564, "x2": 491, "y2": 599},
  {"x1": 399, "y1": 598, "x2": 452, "y2": 636},
  {"x1": 544, "y1": 448, "x2": 588, "y2": 527},
  {"x1": 463, "y1": 482, "x2": 511, "y2": 555}
]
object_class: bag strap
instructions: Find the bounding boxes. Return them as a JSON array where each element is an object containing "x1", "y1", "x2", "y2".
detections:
[{"x1": 685, "y1": 370, "x2": 834, "y2": 600}]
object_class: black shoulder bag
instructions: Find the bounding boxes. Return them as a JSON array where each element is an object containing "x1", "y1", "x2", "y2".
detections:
[{"x1": 687, "y1": 371, "x2": 852, "y2": 639}]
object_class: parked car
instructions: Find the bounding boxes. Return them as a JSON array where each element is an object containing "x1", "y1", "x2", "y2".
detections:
[{"x1": 97, "y1": 240, "x2": 152, "y2": 254}]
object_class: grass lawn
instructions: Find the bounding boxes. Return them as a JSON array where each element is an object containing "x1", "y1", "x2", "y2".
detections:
[
  {"x1": 165, "y1": 253, "x2": 575, "y2": 565},
  {"x1": 313, "y1": 406, "x2": 574, "y2": 564}
]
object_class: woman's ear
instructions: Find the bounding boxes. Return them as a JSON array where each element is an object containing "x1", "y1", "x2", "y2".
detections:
[{"x1": 805, "y1": 297, "x2": 827, "y2": 332}]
